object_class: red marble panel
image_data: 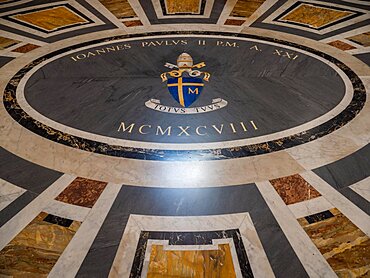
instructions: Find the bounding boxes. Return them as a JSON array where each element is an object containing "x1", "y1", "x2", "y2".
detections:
[
  {"x1": 270, "y1": 174, "x2": 321, "y2": 205},
  {"x1": 55, "y1": 177, "x2": 107, "y2": 208}
]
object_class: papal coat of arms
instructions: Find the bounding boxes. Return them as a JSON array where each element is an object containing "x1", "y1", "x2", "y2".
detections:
[
  {"x1": 145, "y1": 53, "x2": 227, "y2": 114},
  {"x1": 160, "y1": 53, "x2": 210, "y2": 107}
]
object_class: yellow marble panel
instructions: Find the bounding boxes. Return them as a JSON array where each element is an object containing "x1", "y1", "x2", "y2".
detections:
[
  {"x1": 298, "y1": 209, "x2": 370, "y2": 277},
  {"x1": 98, "y1": 0, "x2": 137, "y2": 19},
  {"x1": 165, "y1": 0, "x2": 201, "y2": 14},
  {"x1": 347, "y1": 32, "x2": 370, "y2": 47},
  {"x1": 280, "y1": 4, "x2": 353, "y2": 29},
  {"x1": 230, "y1": 0, "x2": 266, "y2": 18},
  {"x1": 148, "y1": 244, "x2": 237, "y2": 277},
  {"x1": 13, "y1": 6, "x2": 87, "y2": 31},
  {"x1": 0, "y1": 36, "x2": 19, "y2": 50},
  {"x1": 0, "y1": 212, "x2": 81, "y2": 277}
]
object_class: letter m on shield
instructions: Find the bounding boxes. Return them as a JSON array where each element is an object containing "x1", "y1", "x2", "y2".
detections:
[{"x1": 167, "y1": 77, "x2": 204, "y2": 107}]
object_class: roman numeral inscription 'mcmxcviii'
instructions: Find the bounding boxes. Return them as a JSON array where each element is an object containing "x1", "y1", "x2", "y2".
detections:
[{"x1": 117, "y1": 122, "x2": 258, "y2": 136}]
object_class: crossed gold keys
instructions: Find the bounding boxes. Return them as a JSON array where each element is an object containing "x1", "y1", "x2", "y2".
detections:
[{"x1": 160, "y1": 61, "x2": 211, "y2": 82}]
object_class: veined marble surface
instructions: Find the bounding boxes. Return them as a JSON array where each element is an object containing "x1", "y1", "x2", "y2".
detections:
[{"x1": 0, "y1": 0, "x2": 369, "y2": 277}]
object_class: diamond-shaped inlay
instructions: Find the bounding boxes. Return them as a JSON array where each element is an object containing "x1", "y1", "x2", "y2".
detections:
[
  {"x1": 11, "y1": 6, "x2": 88, "y2": 32},
  {"x1": 279, "y1": 3, "x2": 354, "y2": 29}
]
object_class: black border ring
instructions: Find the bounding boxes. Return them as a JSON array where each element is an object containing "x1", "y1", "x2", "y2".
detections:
[{"x1": 3, "y1": 31, "x2": 367, "y2": 161}]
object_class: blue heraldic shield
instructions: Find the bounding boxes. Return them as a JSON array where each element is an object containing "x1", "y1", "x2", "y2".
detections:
[{"x1": 167, "y1": 77, "x2": 204, "y2": 108}]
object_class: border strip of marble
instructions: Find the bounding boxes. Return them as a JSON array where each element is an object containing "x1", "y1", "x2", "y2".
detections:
[
  {"x1": 48, "y1": 183, "x2": 122, "y2": 278},
  {"x1": 152, "y1": 0, "x2": 214, "y2": 19},
  {"x1": 287, "y1": 196, "x2": 335, "y2": 219},
  {"x1": 0, "y1": 0, "x2": 105, "y2": 38},
  {"x1": 255, "y1": 180, "x2": 337, "y2": 277},
  {"x1": 0, "y1": 174, "x2": 76, "y2": 250},
  {"x1": 109, "y1": 213, "x2": 274, "y2": 277},
  {"x1": 0, "y1": 178, "x2": 26, "y2": 211},
  {"x1": 14, "y1": 34, "x2": 355, "y2": 151},
  {"x1": 84, "y1": 0, "x2": 129, "y2": 30},
  {"x1": 262, "y1": 0, "x2": 369, "y2": 35},
  {"x1": 300, "y1": 170, "x2": 370, "y2": 236},
  {"x1": 347, "y1": 47, "x2": 370, "y2": 55},
  {"x1": 320, "y1": 25, "x2": 370, "y2": 43},
  {"x1": 0, "y1": 29, "x2": 48, "y2": 46},
  {"x1": 0, "y1": 0, "x2": 32, "y2": 9},
  {"x1": 340, "y1": 0, "x2": 370, "y2": 6},
  {"x1": 127, "y1": 0, "x2": 151, "y2": 26},
  {"x1": 240, "y1": 0, "x2": 280, "y2": 28},
  {"x1": 43, "y1": 199, "x2": 90, "y2": 222},
  {"x1": 216, "y1": 0, "x2": 238, "y2": 25},
  {"x1": 340, "y1": 186, "x2": 370, "y2": 215},
  {"x1": 349, "y1": 176, "x2": 370, "y2": 201},
  {"x1": 0, "y1": 51, "x2": 21, "y2": 58}
]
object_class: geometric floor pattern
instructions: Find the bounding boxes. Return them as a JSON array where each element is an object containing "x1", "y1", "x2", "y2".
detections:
[{"x1": 0, "y1": 0, "x2": 369, "y2": 277}]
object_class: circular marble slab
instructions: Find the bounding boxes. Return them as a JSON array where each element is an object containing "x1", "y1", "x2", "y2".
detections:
[{"x1": 4, "y1": 32, "x2": 366, "y2": 160}]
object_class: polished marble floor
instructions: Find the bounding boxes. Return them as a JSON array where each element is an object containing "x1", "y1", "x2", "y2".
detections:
[{"x1": 0, "y1": 0, "x2": 369, "y2": 277}]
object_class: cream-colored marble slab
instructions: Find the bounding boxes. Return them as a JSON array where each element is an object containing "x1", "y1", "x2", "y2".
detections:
[
  {"x1": 43, "y1": 200, "x2": 91, "y2": 222},
  {"x1": 217, "y1": 0, "x2": 238, "y2": 24},
  {"x1": 288, "y1": 196, "x2": 334, "y2": 219},
  {"x1": 347, "y1": 46, "x2": 370, "y2": 55},
  {"x1": 0, "y1": 29, "x2": 47, "y2": 46},
  {"x1": 109, "y1": 213, "x2": 273, "y2": 277},
  {"x1": 0, "y1": 178, "x2": 26, "y2": 211},
  {"x1": 341, "y1": 0, "x2": 370, "y2": 5},
  {"x1": 85, "y1": 0, "x2": 128, "y2": 30},
  {"x1": 0, "y1": 0, "x2": 32, "y2": 8},
  {"x1": 127, "y1": 0, "x2": 151, "y2": 26},
  {"x1": 320, "y1": 25, "x2": 370, "y2": 44},
  {"x1": 349, "y1": 176, "x2": 370, "y2": 201},
  {"x1": 238, "y1": 213, "x2": 275, "y2": 277},
  {"x1": 0, "y1": 51, "x2": 22, "y2": 57},
  {"x1": 0, "y1": 174, "x2": 76, "y2": 251},
  {"x1": 48, "y1": 183, "x2": 122, "y2": 278},
  {"x1": 300, "y1": 171, "x2": 370, "y2": 237},
  {"x1": 255, "y1": 180, "x2": 337, "y2": 278},
  {"x1": 240, "y1": 0, "x2": 279, "y2": 28}
]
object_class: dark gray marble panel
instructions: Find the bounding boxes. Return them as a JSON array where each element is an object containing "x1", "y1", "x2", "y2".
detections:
[
  {"x1": 138, "y1": 0, "x2": 226, "y2": 24},
  {"x1": 0, "y1": 147, "x2": 62, "y2": 193},
  {"x1": 355, "y1": 53, "x2": 370, "y2": 67},
  {"x1": 0, "y1": 191, "x2": 37, "y2": 227},
  {"x1": 24, "y1": 37, "x2": 345, "y2": 144},
  {"x1": 313, "y1": 144, "x2": 370, "y2": 190},
  {"x1": 0, "y1": 56, "x2": 13, "y2": 67},
  {"x1": 77, "y1": 184, "x2": 307, "y2": 277},
  {"x1": 340, "y1": 187, "x2": 370, "y2": 215}
]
